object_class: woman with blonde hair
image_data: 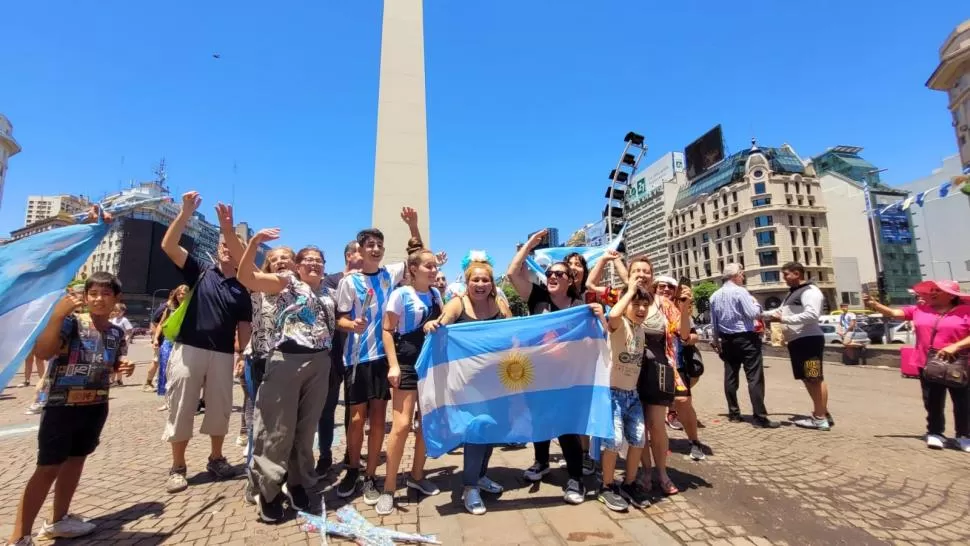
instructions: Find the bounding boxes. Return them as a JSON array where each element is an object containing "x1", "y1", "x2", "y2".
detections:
[
  {"x1": 424, "y1": 258, "x2": 512, "y2": 515},
  {"x1": 154, "y1": 284, "x2": 190, "y2": 409}
]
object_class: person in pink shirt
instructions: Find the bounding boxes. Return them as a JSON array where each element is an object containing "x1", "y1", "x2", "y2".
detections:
[{"x1": 864, "y1": 280, "x2": 970, "y2": 452}]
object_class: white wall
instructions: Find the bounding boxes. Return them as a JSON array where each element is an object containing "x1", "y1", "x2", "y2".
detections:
[{"x1": 818, "y1": 173, "x2": 878, "y2": 284}]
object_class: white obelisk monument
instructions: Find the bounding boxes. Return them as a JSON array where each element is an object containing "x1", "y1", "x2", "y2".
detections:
[{"x1": 372, "y1": 0, "x2": 430, "y2": 263}]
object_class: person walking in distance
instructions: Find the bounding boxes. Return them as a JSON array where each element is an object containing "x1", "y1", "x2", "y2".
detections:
[
  {"x1": 160, "y1": 194, "x2": 253, "y2": 493},
  {"x1": 709, "y1": 263, "x2": 779, "y2": 428},
  {"x1": 837, "y1": 302, "x2": 857, "y2": 344},
  {"x1": 763, "y1": 262, "x2": 833, "y2": 431}
]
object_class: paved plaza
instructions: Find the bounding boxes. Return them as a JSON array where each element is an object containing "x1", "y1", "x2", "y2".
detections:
[{"x1": 1, "y1": 339, "x2": 969, "y2": 545}]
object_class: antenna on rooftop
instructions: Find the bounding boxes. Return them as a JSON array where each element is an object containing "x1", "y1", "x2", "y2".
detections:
[{"x1": 154, "y1": 158, "x2": 168, "y2": 191}]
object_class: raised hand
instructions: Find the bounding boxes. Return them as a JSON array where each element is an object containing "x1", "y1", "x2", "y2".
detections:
[
  {"x1": 253, "y1": 228, "x2": 281, "y2": 243},
  {"x1": 215, "y1": 203, "x2": 235, "y2": 229},
  {"x1": 400, "y1": 207, "x2": 418, "y2": 227},
  {"x1": 604, "y1": 249, "x2": 621, "y2": 260},
  {"x1": 435, "y1": 251, "x2": 448, "y2": 266},
  {"x1": 526, "y1": 229, "x2": 548, "y2": 250},
  {"x1": 53, "y1": 292, "x2": 84, "y2": 318},
  {"x1": 181, "y1": 191, "x2": 202, "y2": 214}
]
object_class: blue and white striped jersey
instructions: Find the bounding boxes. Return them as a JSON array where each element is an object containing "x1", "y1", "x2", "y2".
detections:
[
  {"x1": 335, "y1": 262, "x2": 406, "y2": 366},
  {"x1": 385, "y1": 286, "x2": 441, "y2": 334}
]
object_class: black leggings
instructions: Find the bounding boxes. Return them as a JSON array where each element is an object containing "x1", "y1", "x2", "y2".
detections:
[
  {"x1": 920, "y1": 370, "x2": 970, "y2": 437},
  {"x1": 533, "y1": 434, "x2": 584, "y2": 480}
]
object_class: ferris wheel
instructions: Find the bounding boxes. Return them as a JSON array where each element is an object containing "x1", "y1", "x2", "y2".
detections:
[{"x1": 602, "y1": 132, "x2": 647, "y2": 246}]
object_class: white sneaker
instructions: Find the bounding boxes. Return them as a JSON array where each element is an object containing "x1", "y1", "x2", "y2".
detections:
[
  {"x1": 24, "y1": 403, "x2": 43, "y2": 415},
  {"x1": 38, "y1": 514, "x2": 96, "y2": 539},
  {"x1": 957, "y1": 437, "x2": 970, "y2": 453},
  {"x1": 926, "y1": 434, "x2": 946, "y2": 450}
]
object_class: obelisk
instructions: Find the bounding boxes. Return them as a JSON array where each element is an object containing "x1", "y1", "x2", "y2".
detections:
[{"x1": 372, "y1": 0, "x2": 430, "y2": 263}]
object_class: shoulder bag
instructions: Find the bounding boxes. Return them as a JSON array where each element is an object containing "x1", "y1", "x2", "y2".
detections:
[
  {"x1": 921, "y1": 311, "x2": 969, "y2": 389},
  {"x1": 161, "y1": 269, "x2": 206, "y2": 342}
]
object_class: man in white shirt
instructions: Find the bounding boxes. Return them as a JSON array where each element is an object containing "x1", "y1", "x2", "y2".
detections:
[
  {"x1": 837, "y1": 303, "x2": 857, "y2": 344},
  {"x1": 763, "y1": 262, "x2": 833, "y2": 431}
]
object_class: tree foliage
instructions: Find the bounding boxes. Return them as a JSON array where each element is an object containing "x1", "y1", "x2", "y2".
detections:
[
  {"x1": 501, "y1": 282, "x2": 529, "y2": 317},
  {"x1": 692, "y1": 280, "x2": 718, "y2": 315}
]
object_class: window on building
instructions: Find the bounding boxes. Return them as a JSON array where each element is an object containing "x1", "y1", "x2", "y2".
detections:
[
  {"x1": 804, "y1": 250, "x2": 811, "y2": 264},
  {"x1": 753, "y1": 197, "x2": 771, "y2": 207},
  {"x1": 736, "y1": 237, "x2": 742, "y2": 251},
  {"x1": 799, "y1": 215, "x2": 805, "y2": 226},
  {"x1": 700, "y1": 203, "x2": 706, "y2": 214},
  {"x1": 739, "y1": 255, "x2": 745, "y2": 267},
  {"x1": 790, "y1": 230, "x2": 797, "y2": 244},
  {"x1": 716, "y1": 228, "x2": 721, "y2": 238},
  {"x1": 786, "y1": 196, "x2": 792, "y2": 205},
  {"x1": 732, "y1": 204, "x2": 739, "y2": 214},
  {"x1": 718, "y1": 259, "x2": 724, "y2": 272},
  {"x1": 702, "y1": 233, "x2": 709, "y2": 243},
  {"x1": 818, "y1": 271, "x2": 825, "y2": 282},
  {"x1": 815, "y1": 250, "x2": 822, "y2": 264},
  {"x1": 704, "y1": 263, "x2": 712, "y2": 277},
  {"x1": 726, "y1": 240, "x2": 733, "y2": 253},
  {"x1": 722, "y1": 194, "x2": 728, "y2": 206},
  {"x1": 802, "y1": 231, "x2": 808, "y2": 246},
  {"x1": 754, "y1": 182, "x2": 767, "y2": 195},
  {"x1": 689, "y1": 210, "x2": 694, "y2": 219},
  {"x1": 694, "y1": 266, "x2": 700, "y2": 278},
  {"x1": 793, "y1": 248, "x2": 800, "y2": 261},
  {"x1": 813, "y1": 231, "x2": 820, "y2": 246},
  {"x1": 761, "y1": 271, "x2": 780, "y2": 283},
  {"x1": 692, "y1": 237, "x2": 697, "y2": 247},
  {"x1": 810, "y1": 216, "x2": 817, "y2": 227},
  {"x1": 732, "y1": 192, "x2": 738, "y2": 203},
  {"x1": 808, "y1": 197, "x2": 815, "y2": 207},
  {"x1": 759, "y1": 250, "x2": 778, "y2": 266},
  {"x1": 797, "y1": 196, "x2": 804, "y2": 206},
  {"x1": 726, "y1": 225, "x2": 732, "y2": 236},
  {"x1": 756, "y1": 231, "x2": 776, "y2": 247},
  {"x1": 806, "y1": 184, "x2": 812, "y2": 195},
  {"x1": 807, "y1": 271, "x2": 813, "y2": 280},
  {"x1": 717, "y1": 242, "x2": 723, "y2": 256},
  {"x1": 784, "y1": 182, "x2": 790, "y2": 193},
  {"x1": 754, "y1": 215, "x2": 773, "y2": 227},
  {"x1": 703, "y1": 246, "x2": 710, "y2": 260},
  {"x1": 788, "y1": 215, "x2": 794, "y2": 225}
]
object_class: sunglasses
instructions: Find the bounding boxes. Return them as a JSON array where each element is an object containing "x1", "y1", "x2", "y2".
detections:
[
  {"x1": 547, "y1": 270, "x2": 571, "y2": 280},
  {"x1": 656, "y1": 283, "x2": 673, "y2": 290}
]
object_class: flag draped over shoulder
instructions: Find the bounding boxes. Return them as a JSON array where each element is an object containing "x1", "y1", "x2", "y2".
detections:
[
  {"x1": 415, "y1": 305, "x2": 612, "y2": 458},
  {"x1": 0, "y1": 220, "x2": 110, "y2": 392}
]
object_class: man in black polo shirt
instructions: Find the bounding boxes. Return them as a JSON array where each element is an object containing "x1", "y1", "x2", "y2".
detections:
[
  {"x1": 315, "y1": 240, "x2": 362, "y2": 475},
  {"x1": 160, "y1": 192, "x2": 253, "y2": 494}
]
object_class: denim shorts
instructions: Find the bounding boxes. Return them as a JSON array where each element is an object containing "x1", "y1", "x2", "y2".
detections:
[{"x1": 603, "y1": 388, "x2": 645, "y2": 451}]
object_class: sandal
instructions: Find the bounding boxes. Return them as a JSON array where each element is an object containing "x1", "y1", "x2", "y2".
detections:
[{"x1": 654, "y1": 478, "x2": 679, "y2": 496}]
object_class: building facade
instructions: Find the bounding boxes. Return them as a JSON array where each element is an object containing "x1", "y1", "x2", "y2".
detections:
[
  {"x1": 527, "y1": 227, "x2": 560, "y2": 250},
  {"x1": 8, "y1": 213, "x2": 75, "y2": 242},
  {"x1": 926, "y1": 19, "x2": 970, "y2": 174},
  {"x1": 667, "y1": 143, "x2": 836, "y2": 311},
  {"x1": 898, "y1": 154, "x2": 970, "y2": 283},
  {"x1": 25, "y1": 194, "x2": 92, "y2": 226},
  {"x1": 0, "y1": 114, "x2": 22, "y2": 212},
  {"x1": 814, "y1": 146, "x2": 921, "y2": 305},
  {"x1": 623, "y1": 152, "x2": 686, "y2": 274}
]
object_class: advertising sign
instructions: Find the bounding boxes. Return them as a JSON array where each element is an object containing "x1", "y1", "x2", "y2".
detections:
[
  {"x1": 625, "y1": 152, "x2": 681, "y2": 206},
  {"x1": 584, "y1": 220, "x2": 606, "y2": 247}
]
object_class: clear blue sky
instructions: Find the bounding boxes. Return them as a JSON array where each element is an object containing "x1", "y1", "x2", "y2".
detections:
[{"x1": 1, "y1": 1, "x2": 967, "y2": 282}]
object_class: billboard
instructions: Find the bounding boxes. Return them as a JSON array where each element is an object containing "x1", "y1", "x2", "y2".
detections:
[
  {"x1": 584, "y1": 220, "x2": 607, "y2": 247},
  {"x1": 684, "y1": 125, "x2": 725, "y2": 180},
  {"x1": 625, "y1": 152, "x2": 684, "y2": 206}
]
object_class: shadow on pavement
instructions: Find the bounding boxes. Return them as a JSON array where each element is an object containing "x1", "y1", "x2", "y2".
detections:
[{"x1": 79, "y1": 501, "x2": 168, "y2": 544}]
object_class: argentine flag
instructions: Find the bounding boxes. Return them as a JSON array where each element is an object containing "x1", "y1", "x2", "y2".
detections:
[
  {"x1": 416, "y1": 305, "x2": 612, "y2": 457},
  {"x1": 524, "y1": 227, "x2": 624, "y2": 285},
  {"x1": 0, "y1": 219, "x2": 110, "y2": 392}
]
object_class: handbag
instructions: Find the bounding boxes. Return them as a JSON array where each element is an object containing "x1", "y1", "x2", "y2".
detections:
[
  {"x1": 680, "y1": 344, "x2": 705, "y2": 379},
  {"x1": 161, "y1": 269, "x2": 205, "y2": 342},
  {"x1": 921, "y1": 311, "x2": 969, "y2": 389}
]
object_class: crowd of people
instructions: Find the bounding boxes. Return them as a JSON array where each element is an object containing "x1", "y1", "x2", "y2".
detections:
[{"x1": 4, "y1": 192, "x2": 970, "y2": 546}]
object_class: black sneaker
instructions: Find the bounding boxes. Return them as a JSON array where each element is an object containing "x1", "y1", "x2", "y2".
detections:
[
  {"x1": 523, "y1": 462, "x2": 550, "y2": 482},
  {"x1": 257, "y1": 493, "x2": 284, "y2": 523},
  {"x1": 336, "y1": 467, "x2": 360, "y2": 498},
  {"x1": 314, "y1": 455, "x2": 333, "y2": 477},
  {"x1": 752, "y1": 417, "x2": 780, "y2": 429},
  {"x1": 283, "y1": 483, "x2": 310, "y2": 512},
  {"x1": 361, "y1": 475, "x2": 381, "y2": 506},
  {"x1": 727, "y1": 413, "x2": 743, "y2": 423},
  {"x1": 619, "y1": 481, "x2": 651, "y2": 509},
  {"x1": 597, "y1": 484, "x2": 628, "y2": 512}
]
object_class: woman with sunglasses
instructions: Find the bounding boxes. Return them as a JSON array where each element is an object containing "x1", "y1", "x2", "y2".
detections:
[
  {"x1": 425, "y1": 259, "x2": 512, "y2": 515},
  {"x1": 654, "y1": 275, "x2": 707, "y2": 461},
  {"x1": 237, "y1": 230, "x2": 335, "y2": 522},
  {"x1": 507, "y1": 229, "x2": 596, "y2": 505}
]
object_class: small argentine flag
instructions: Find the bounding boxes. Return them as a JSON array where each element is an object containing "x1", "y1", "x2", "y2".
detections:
[
  {"x1": 415, "y1": 305, "x2": 612, "y2": 457},
  {"x1": 524, "y1": 227, "x2": 625, "y2": 285},
  {"x1": 0, "y1": 218, "x2": 110, "y2": 392}
]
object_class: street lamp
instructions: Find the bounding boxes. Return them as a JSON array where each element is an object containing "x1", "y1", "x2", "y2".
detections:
[
  {"x1": 932, "y1": 260, "x2": 954, "y2": 280},
  {"x1": 863, "y1": 168, "x2": 889, "y2": 343}
]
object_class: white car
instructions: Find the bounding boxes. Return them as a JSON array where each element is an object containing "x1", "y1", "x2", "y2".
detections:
[{"x1": 820, "y1": 324, "x2": 869, "y2": 345}]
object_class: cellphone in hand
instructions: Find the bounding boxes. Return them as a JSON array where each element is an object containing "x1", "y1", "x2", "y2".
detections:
[{"x1": 676, "y1": 276, "x2": 691, "y2": 301}]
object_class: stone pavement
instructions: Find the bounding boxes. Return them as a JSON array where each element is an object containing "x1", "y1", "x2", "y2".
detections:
[{"x1": 0, "y1": 338, "x2": 968, "y2": 545}]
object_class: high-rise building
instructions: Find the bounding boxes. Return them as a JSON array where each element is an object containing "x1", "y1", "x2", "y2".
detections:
[
  {"x1": 814, "y1": 145, "x2": 921, "y2": 304},
  {"x1": 0, "y1": 114, "x2": 22, "y2": 212},
  {"x1": 372, "y1": 0, "x2": 430, "y2": 264},
  {"x1": 25, "y1": 194, "x2": 92, "y2": 226},
  {"x1": 667, "y1": 143, "x2": 835, "y2": 310},
  {"x1": 623, "y1": 152, "x2": 686, "y2": 274},
  {"x1": 926, "y1": 19, "x2": 970, "y2": 174},
  {"x1": 898, "y1": 154, "x2": 969, "y2": 284}
]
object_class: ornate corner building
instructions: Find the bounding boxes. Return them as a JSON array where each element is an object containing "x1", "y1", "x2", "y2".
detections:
[{"x1": 665, "y1": 143, "x2": 836, "y2": 311}]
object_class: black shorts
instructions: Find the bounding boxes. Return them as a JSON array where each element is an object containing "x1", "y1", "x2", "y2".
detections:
[
  {"x1": 638, "y1": 362, "x2": 676, "y2": 407},
  {"x1": 38, "y1": 404, "x2": 109, "y2": 466},
  {"x1": 788, "y1": 336, "x2": 825, "y2": 381},
  {"x1": 344, "y1": 357, "x2": 391, "y2": 406},
  {"x1": 392, "y1": 331, "x2": 424, "y2": 392}
]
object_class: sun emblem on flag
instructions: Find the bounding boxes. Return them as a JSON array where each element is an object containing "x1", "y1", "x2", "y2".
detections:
[{"x1": 498, "y1": 351, "x2": 535, "y2": 392}]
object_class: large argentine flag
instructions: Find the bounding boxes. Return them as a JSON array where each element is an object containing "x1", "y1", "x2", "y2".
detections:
[
  {"x1": 416, "y1": 305, "x2": 612, "y2": 458},
  {"x1": 0, "y1": 220, "x2": 110, "y2": 392},
  {"x1": 525, "y1": 227, "x2": 624, "y2": 285}
]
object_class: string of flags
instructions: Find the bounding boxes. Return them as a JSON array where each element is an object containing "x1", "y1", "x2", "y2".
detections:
[{"x1": 875, "y1": 175, "x2": 969, "y2": 215}]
